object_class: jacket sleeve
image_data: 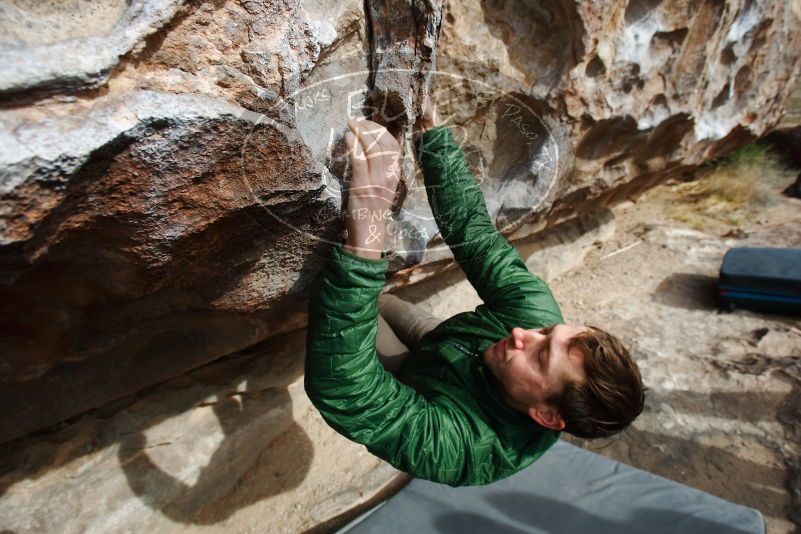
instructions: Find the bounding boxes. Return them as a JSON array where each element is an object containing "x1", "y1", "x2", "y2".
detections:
[
  {"x1": 418, "y1": 125, "x2": 564, "y2": 329},
  {"x1": 304, "y1": 243, "x2": 474, "y2": 486}
]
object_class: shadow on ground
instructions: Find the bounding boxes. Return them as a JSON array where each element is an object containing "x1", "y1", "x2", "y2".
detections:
[
  {"x1": 651, "y1": 273, "x2": 719, "y2": 310},
  {"x1": 0, "y1": 328, "x2": 314, "y2": 526}
]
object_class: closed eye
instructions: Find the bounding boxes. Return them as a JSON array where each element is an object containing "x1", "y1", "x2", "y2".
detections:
[{"x1": 538, "y1": 326, "x2": 554, "y2": 369}]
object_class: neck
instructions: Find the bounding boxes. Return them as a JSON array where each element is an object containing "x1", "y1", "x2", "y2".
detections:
[
  {"x1": 485, "y1": 369, "x2": 530, "y2": 417},
  {"x1": 501, "y1": 390, "x2": 531, "y2": 416}
]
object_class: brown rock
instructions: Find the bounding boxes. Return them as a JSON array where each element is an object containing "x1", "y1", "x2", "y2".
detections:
[
  {"x1": 17, "y1": 0, "x2": 801, "y2": 530},
  {"x1": 0, "y1": 91, "x2": 337, "y2": 441},
  {"x1": 433, "y1": 0, "x2": 801, "y2": 232}
]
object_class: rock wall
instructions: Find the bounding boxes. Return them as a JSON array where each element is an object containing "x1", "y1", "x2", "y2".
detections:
[{"x1": 1, "y1": 0, "x2": 799, "y2": 444}]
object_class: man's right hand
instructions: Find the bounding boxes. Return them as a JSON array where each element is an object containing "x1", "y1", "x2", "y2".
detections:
[{"x1": 416, "y1": 93, "x2": 440, "y2": 133}]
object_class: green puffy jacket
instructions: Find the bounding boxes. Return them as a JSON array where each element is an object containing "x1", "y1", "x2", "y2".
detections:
[{"x1": 305, "y1": 124, "x2": 564, "y2": 486}]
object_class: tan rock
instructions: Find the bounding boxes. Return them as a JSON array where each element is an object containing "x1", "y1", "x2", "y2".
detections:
[{"x1": 0, "y1": 0, "x2": 185, "y2": 95}]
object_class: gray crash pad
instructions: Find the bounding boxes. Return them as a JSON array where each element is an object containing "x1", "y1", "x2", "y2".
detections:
[{"x1": 337, "y1": 440, "x2": 764, "y2": 534}]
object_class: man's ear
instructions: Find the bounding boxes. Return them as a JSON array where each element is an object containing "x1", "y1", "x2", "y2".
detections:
[{"x1": 527, "y1": 405, "x2": 566, "y2": 431}]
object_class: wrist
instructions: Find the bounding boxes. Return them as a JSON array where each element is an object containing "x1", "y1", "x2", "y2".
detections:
[
  {"x1": 345, "y1": 203, "x2": 393, "y2": 221},
  {"x1": 421, "y1": 123, "x2": 446, "y2": 135},
  {"x1": 343, "y1": 241, "x2": 384, "y2": 260},
  {"x1": 418, "y1": 121, "x2": 435, "y2": 133},
  {"x1": 345, "y1": 217, "x2": 387, "y2": 258}
]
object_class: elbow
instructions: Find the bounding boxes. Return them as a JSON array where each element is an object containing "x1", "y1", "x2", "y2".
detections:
[
  {"x1": 303, "y1": 366, "x2": 336, "y2": 427},
  {"x1": 303, "y1": 363, "x2": 315, "y2": 399},
  {"x1": 303, "y1": 343, "x2": 326, "y2": 405}
]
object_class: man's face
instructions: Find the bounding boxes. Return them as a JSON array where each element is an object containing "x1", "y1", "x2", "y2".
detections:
[{"x1": 482, "y1": 324, "x2": 589, "y2": 429}]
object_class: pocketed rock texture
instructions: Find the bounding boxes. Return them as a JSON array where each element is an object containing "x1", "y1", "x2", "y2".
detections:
[
  {"x1": 432, "y1": 0, "x2": 801, "y2": 230},
  {"x1": 0, "y1": 0, "x2": 799, "y2": 529},
  {"x1": 0, "y1": 90, "x2": 339, "y2": 441}
]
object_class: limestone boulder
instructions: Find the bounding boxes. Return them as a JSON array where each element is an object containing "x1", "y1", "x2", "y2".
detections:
[
  {"x1": 431, "y1": 0, "x2": 801, "y2": 234},
  {"x1": 0, "y1": 0, "x2": 445, "y2": 443},
  {"x1": 0, "y1": 90, "x2": 339, "y2": 440}
]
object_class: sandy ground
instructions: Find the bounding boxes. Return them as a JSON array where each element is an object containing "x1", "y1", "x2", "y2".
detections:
[{"x1": 552, "y1": 179, "x2": 801, "y2": 534}]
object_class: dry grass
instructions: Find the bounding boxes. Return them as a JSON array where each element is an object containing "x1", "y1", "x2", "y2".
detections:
[{"x1": 665, "y1": 143, "x2": 797, "y2": 230}]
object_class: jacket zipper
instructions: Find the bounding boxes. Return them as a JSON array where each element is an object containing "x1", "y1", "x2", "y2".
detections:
[{"x1": 450, "y1": 341, "x2": 482, "y2": 364}]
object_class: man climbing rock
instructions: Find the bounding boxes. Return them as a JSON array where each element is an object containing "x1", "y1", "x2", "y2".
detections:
[{"x1": 304, "y1": 99, "x2": 645, "y2": 487}]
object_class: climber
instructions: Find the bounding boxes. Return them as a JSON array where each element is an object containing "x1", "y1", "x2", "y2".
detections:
[{"x1": 304, "y1": 98, "x2": 645, "y2": 487}]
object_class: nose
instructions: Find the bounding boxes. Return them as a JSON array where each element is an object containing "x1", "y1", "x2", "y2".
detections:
[
  {"x1": 510, "y1": 327, "x2": 524, "y2": 350},
  {"x1": 511, "y1": 327, "x2": 544, "y2": 351},
  {"x1": 512, "y1": 326, "x2": 536, "y2": 350}
]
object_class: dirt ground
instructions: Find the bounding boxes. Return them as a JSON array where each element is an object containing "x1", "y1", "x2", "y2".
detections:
[{"x1": 552, "y1": 165, "x2": 801, "y2": 534}]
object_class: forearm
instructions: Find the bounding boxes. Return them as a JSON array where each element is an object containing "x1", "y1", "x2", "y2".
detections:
[
  {"x1": 341, "y1": 117, "x2": 399, "y2": 260},
  {"x1": 304, "y1": 245, "x2": 415, "y2": 448},
  {"x1": 304, "y1": 220, "x2": 472, "y2": 486},
  {"x1": 306, "y1": 118, "x2": 461, "y2": 460},
  {"x1": 417, "y1": 105, "x2": 499, "y2": 267},
  {"x1": 305, "y1": 243, "x2": 389, "y2": 425},
  {"x1": 418, "y1": 126, "x2": 504, "y2": 293},
  {"x1": 419, "y1": 126, "x2": 497, "y2": 248},
  {"x1": 417, "y1": 125, "x2": 564, "y2": 327}
]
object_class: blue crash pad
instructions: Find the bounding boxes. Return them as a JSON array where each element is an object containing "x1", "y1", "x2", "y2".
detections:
[{"x1": 337, "y1": 440, "x2": 764, "y2": 534}]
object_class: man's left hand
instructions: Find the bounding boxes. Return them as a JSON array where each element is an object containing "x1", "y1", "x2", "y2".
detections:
[{"x1": 343, "y1": 118, "x2": 401, "y2": 259}]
